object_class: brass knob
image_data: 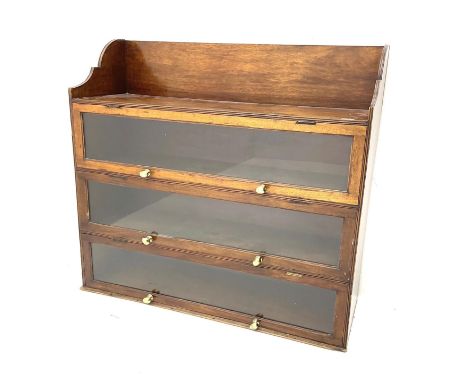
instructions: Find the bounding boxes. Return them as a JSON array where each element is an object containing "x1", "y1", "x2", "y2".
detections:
[
  {"x1": 255, "y1": 184, "x2": 266, "y2": 194},
  {"x1": 142, "y1": 294, "x2": 154, "y2": 304},
  {"x1": 252, "y1": 255, "x2": 263, "y2": 267},
  {"x1": 139, "y1": 169, "x2": 151, "y2": 178},
  {"x1": 249, "y1": 317, "x2": 260, "y2": 331},
  {"x1": 141, "y1": 235, "x2": 154, "y2": 245}
]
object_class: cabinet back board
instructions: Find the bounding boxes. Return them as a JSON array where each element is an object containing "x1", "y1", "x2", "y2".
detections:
[{"x1": 71, "y1": 40, "x2": 384, "y2": 109}]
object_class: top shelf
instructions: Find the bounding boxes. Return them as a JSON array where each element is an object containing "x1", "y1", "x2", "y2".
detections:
[
  {"x1": 72, "y1": 93, "x2": 370, "y2": 124},
  {"x1": 70, "y1": 40, "x2": 387, "y2": 116}
]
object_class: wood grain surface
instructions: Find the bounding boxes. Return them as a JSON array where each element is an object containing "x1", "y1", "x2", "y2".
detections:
[
  {"x1": 69, "y1": 40, "x2": 388, "y2": 350},
  {"x1": 124, "y1": 41, "x2": 382, "y2": 109}
]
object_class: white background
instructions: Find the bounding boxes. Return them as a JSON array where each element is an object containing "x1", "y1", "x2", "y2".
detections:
[{"x1": 1, "y1": 1, "x2": 467, "y2": 380}]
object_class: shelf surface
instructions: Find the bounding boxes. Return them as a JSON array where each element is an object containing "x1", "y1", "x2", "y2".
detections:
[{"x1": 73, "y1": 93, "x2": 369, "y2": 124}]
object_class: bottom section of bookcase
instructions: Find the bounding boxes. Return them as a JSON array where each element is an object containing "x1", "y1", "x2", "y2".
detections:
[{"x1": 81, "y1": 281, "x2": 348, "y2": 351}]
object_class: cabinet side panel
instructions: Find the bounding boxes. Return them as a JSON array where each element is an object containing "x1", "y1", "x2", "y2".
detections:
[
  {"x1": 348, "y1": 46, "x2": 389, "y2": 337},
  {"x1": 69, "y1": 39, "x2": 126, "y2": 99}
]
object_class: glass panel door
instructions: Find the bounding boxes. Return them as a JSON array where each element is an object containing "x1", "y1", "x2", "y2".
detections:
[
  {"x1": 92, "y1": 243, "x2": 337, "y2": 333},
  {"x1": 83, "y1": 114, "x2": 353, "y2": 192},
  {"x1": 88, "y1": 181, "x2": 344, "y2": 266}
]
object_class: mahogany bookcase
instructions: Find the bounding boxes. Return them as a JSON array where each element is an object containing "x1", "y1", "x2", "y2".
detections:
[{"x1": 69, "y1": 40, "x2": 388, "y2": 350}]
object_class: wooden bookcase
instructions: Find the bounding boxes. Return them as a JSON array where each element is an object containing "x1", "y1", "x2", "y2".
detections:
[{"x1": 69, "y1": 40, "x2": 388, "y2": 350}]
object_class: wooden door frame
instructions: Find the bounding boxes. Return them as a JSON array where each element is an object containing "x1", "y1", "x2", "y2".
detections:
[
  {"x1": 80, "y1": 237, "x2": 350, "y2": 350},
  {"x1": 72, "y1": 103, "x2": 366, "y2": 205},
  {"x1": 76, "y1": 172, "x2": 359, "y2": 283}
]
